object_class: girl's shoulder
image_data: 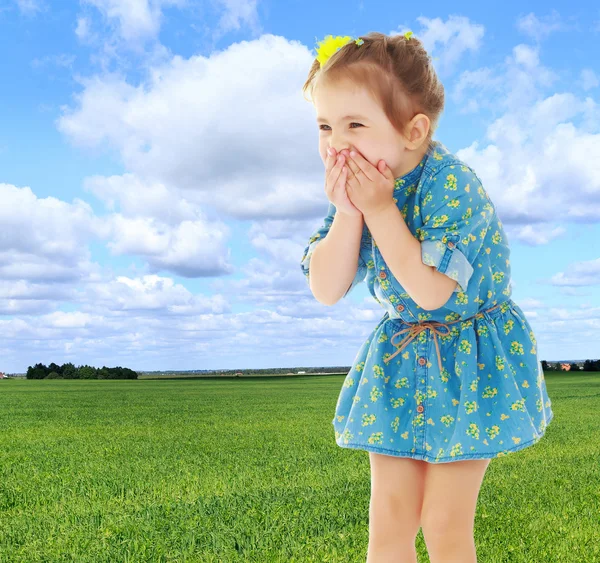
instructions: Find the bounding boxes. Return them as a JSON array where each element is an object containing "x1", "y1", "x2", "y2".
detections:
[
  {"x1": 420, "y1": 140, "x2": 485, "y2": 191},
  {"x1": 417, "y1": 140, "x2": 494, "y2": 208},
  {"x1": 423, "y1": 141, "x2": 472, "y2": 174}
]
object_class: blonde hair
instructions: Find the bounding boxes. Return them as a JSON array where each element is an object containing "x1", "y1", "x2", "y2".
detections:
[{"x1": 302, "y1": 31, "x2": 444, "y2": 149}]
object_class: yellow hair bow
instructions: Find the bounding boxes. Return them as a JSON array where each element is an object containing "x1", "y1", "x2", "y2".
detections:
[
  {"x1": 314, "y1": 34, "x2": 364, "y2": 67},
  {"x1": 314, "y1": 32, "x2": 415, "y2": 68}
]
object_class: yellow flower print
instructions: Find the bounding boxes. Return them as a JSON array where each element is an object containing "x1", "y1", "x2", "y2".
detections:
[
  {"x1": 486, "y1": 425, "x2": 500, "y2": 439},
  {"x1": 482, "y1": 386, "x2": 498, "y2": 398},
  {"x1": 450, "y1": 443, "x2": 464, "y2": 457},
  {"x1": 493, "y1": 271, "x2": 506, "y2": 286},
  {"x1": 362, "y1": 413, "x2": 376, "y2": 426},
  {"x1": 495, "y1": 355, "x2": 506, "y2": 371},
  {"x1": 464, "y1": 400, "x2": 477, "y2": 414},
  {"x1": 476, "y1": 324, "x2": 490, "y2": 337},
  {"x1": 395, "y1": 377, "x2": 409, "y2": 389},
  {"x1": 343, "y1": 377, "x2": 355, "y2": 388},
  {"x1": 373, "y1": 364, "x2": 385, "y2": 379},
  {"x1": 440, "y1": 414, "x2": 455, "y2": 427},
  {"x1": 510, "y1": 341, "x2": 525, "y2": 355},
  {"x1": 510, "y1": 398, "x2": 526, "y2": 411},
  {"x1": 370, "y1": 385, "x2": 383, "y2": 402},
  {"x1": 339, "y1": 429, "x2": 354, "y2": 444},
  {"x1": 367, "y1": 432, "x2": 384, "y2": 445},
  {"x1": 440, "y1": 368, "x2": 450, "y2": 383},
  {"x1": 390, "y1": 397, "x2": 406, "y2": 408},
  {"x1": 466, "y1": 423, "x2": 480, "y2": 439},
  {"x1": 501, "y1": 318, "x2": 514, "y2": 335},
  {"x1": 445, "y1": 173, "x2": 458, "y2": 191},
  {"x1": 432, "y1": 214, "x2": 449, "y2": 228},
  {"x1": 458, "y1": 339, "x2": 472, "y2": 354}
]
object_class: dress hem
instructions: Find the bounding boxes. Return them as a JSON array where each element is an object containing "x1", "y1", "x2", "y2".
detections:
[{"x1": 334, "y1": 412, "x2": 554, "y2": 463}]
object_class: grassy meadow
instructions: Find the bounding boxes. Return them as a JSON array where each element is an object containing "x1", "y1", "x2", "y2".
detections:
[{"x1": 0, "y1": 372, "x2": 598, "y2": 562}]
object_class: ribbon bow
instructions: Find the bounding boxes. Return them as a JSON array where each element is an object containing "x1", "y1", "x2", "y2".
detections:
[{"x1": 314, "y1": 34, "x2": 364, "y2": 67}]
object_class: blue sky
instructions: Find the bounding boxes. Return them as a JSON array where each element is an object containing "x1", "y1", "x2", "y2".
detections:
[{"x1": 1, "y1": 0, "x2": 599, "y2": 373}]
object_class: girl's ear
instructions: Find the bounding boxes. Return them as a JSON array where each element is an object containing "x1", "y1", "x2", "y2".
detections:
[{"x1": 405, "y1": 113, "x2": 430, "y2": 150}]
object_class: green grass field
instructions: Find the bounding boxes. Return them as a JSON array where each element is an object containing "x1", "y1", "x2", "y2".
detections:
[{"x1": 0, "y1": 373, "x2": 597, "y2": 562}]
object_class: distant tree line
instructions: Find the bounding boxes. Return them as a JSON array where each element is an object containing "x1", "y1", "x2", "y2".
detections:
[
  {"x1": 26, "y1": 362, "x2": 138, "y2": 380},
  {"x1": 541, "y1": 359, "x2": 600, "y2": 372}
]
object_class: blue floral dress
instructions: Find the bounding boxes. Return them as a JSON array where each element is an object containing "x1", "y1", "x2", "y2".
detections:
[{"x1": 300, "y1": 141, "x2": 554, "y2": 463}]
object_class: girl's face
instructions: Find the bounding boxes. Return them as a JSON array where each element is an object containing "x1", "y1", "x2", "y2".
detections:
[{"x1": 313, "y1": 78, "x2": 414, "y2": 180}]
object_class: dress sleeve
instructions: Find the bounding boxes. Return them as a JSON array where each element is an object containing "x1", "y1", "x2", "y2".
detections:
[
  {"x1": 417, "y1": 163, "x2": 494, "y2": 293},
  {"x1": 300, "y1": 202, "x2": 369, "y2": 298}
]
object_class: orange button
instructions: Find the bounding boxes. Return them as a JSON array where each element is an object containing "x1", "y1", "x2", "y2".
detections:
[
  {"x1": 379, "y1": 271, "x2": 386, "y2": 279},
  {"x1": 418, "y1": 357, "x2": 427, "y2": 366},
  {"x1": 417, "y1": 405, "x2": 424, "y2": 413},
  {"x1": 396, "y1": 304, "x2": 404, "y2": 312},
  {"x1": 448, "y1": 242, "x2": 455, "y2": 249}
]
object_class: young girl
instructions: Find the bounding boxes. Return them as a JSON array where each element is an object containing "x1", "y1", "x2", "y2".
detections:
[{"x1": 300, "y1": 32, "x2": 554, "y2": 562}]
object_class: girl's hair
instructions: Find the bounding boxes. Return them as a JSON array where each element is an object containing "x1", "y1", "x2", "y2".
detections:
[{"x1": 302, "y1": 31, "x2": 444, "y2": 149}]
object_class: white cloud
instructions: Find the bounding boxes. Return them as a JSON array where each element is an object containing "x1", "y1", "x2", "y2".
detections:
[
  {"x1": 549, "y1": 258, "x2": 600, "y2": 287},
  {"x1": 211, "y1": 0, "x2": 262, "y2": 42},
  {"x1": 15, "y1": 0, "x2": 44, "y2": 15},
  {"x1": 0, "y1": 183, "x2": 102, "y2": 284},
  {"x1": 80, "y1": 0, "x2": 185, "y2": 42},
  {"x1": 31, "y1": 54, "x2": 76, "y2": 70},
  {"x1": 396, "y1": 15, "x2": 484, "y2": 74},
  {"x1": 516, "y1": 11, "x2": 563, "y2": 41},
  {"x1": 453, "y1": 44, "x2": 557, "y2": 114},
  {"x1": 75, "y1": 16, "x2": 93, "y2": 41},
  {"x1": 106, "y1": 213, "x2": 234, "y2": 278},
  {"x1": 581, "y1": 69, "x2": 599, "y2": 91},
  {"x1": 57, "y1": 34, "x2": 324, "y2": 220}
]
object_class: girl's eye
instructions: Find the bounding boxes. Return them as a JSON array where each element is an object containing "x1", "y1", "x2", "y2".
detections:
[{"x1": 319, "y1": 123, "x2": 363, "y2": 131}]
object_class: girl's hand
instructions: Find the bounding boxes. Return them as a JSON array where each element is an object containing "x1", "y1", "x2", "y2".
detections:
[
  {"x1": 345, "y1": 150, "x2": 396, "y2": 219},
  {"x1": 324, "y1": 148, "x2": 362, "y2": 217}
]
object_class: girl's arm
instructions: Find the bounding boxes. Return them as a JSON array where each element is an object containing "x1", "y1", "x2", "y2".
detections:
[
  {"x1": 309, "y1": 211, "x2": 364, "y2": 305},
  {"x1": 365, "y1": 204, "x2": 455, "y2": 311}
]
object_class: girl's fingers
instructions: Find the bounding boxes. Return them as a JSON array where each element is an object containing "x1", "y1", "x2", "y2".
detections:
[{"x1": 327, "y1": 154, "x2": 345, "y2": 182}]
